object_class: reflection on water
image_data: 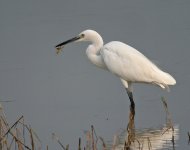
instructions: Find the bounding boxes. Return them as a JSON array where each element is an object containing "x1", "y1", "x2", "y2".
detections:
[
  {"x1": 112, "y1": 100, "x2": 179, "y2": 150},
  {"x1": 114, "y1": 124, "x2": 179, "y2": 150},
  {"x1": 82, "y1": 99, "x2": 179, "y2": 150},
  {"x1": 96, "y1": 98, "x2": 179, "y2": 150},
  {"x1": 83, "y1": 100, "x2": 179, "y2": 150}
]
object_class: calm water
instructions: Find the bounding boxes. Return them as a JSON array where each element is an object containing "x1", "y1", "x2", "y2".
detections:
[{"x1": 0, "y1": 0, "x2": 190, "y2": 149}]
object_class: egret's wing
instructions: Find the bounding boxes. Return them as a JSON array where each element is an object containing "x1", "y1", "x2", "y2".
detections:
[{"x1": 101, "y1": 41, "x2": 161, "y2": 83}]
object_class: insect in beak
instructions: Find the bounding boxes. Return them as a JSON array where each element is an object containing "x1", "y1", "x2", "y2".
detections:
[{"x1": 55, "y1": 34, "x2": 83, "y2": 54}]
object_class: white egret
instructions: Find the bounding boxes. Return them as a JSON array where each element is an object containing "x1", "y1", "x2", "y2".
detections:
[{"x1": 55, "y1": 30, "x2": 176, "y2": 114}]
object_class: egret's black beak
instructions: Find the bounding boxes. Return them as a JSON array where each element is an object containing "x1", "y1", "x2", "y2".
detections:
[{"x1": 55, "y1": 35, "x2": 82, "y2": 48}]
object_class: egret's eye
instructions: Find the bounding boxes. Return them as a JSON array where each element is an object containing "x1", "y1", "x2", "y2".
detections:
[{"x1": 81, "y1": 34, "x2": 85, "y2": 38}]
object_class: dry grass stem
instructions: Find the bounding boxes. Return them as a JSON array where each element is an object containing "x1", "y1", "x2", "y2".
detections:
[
  {"x1": 161, "y1": 97, "x2": 174, "y2": 130},
  {"x1": 0, "y1": 104, "x2": 42, "y2": 150},
  {"x1": 16, "y1": 128, "x2": 24, "y2": 150},
  {"x1": 1, "y1": 116, "x2": 24, "y2": 141},
  {"x1": 29, "y1": 128, "x2": 34, "y2": 150},
  {"x1": 99, "y1": 136, "x2": 106, "y2": 150},
  {"x1": 52, "y1": 132, "x2": 68, "y2": 150},
  {"x1": 78, "y1": 137, "x2": 81, "y2": 150}
]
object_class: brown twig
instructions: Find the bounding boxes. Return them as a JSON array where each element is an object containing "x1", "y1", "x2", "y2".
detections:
[
  {"x1": 52, "y1": 133, "x2": 68, "y2": 150},
  {"x1": 99, "y1": 136, "x2": 106, "y2": 150},
  {"x1": 9, "y1": 130, "x2": 31, "y2": 150},
  {"x1": 161, "y1": 97, "x2": 174, "y2": 130},
  {"x1": 0, "y1": 116, "x2": 24, "y2": 141},
  {"x1": 91, "y1": 125, "x2": 95, "y2": 150},
  {"x1": 147, "y1": 137, "x2": 152, "y2": 150},
  {"x1": 16, "y1": 128, "x2": 24, "y2": 150},
  {"x1": 29, "y1": 128, "x2": 34, "y2": 150},
  {"x1": 78, "y1": 138, "x2": 81, "y2": 150}
]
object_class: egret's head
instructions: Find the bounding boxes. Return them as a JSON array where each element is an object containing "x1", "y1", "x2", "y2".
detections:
[
  {"x1": 78, "y1": 30, "x2": 101, "y2": 42},
  {"x1": 55, "y1": 29, "x2": 102, "y2": 54}
]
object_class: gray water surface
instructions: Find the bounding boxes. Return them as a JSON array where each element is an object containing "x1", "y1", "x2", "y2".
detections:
[{"x1": 0, "y1": 0, "x2": 190, "y2": 149}]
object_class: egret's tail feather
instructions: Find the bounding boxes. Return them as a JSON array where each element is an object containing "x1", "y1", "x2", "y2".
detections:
[
  {"x1": 152, "y1": 71, "x2": 176, "y2": 91},
  {"x1": 161, "y1": 72, "x2": 176, "y2": 85}
]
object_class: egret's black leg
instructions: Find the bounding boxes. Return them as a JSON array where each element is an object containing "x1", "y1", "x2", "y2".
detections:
[{"x1": 125, "y1": 88, "x2": 135, "y2": 116}]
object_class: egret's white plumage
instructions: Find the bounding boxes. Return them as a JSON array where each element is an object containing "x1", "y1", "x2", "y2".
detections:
[
  {"x1": 55, "y1": 29, "x2": 176, "y2": 105},
  {"x1": 101, "y1": 41, "x2": 176, "y2": 90}
]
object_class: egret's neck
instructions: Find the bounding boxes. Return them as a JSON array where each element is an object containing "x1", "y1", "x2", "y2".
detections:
[
  {"x1": 93, "y1": 35, "x2": 104, "y2": 51},
  {"x1": 86, "y1": 36, "x2": 106, "y2": 69}
]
